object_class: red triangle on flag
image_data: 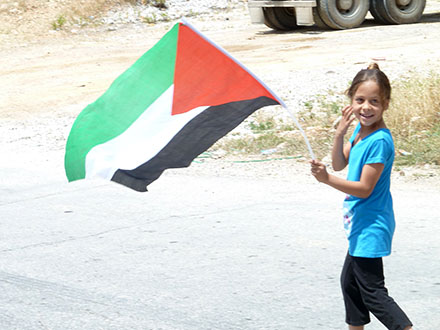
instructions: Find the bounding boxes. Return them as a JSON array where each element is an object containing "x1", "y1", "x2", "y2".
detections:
[{"x1": 172, "y1": 23, "x2": 277, "y2": 116}]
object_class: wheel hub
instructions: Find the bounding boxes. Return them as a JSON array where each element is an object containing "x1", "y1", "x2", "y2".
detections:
[
  {"x1": 338, "y1": 0, "x2": 353, "y2": 11},
  {"x1": 396, "y1": 0, "x2": 411, "y2": 6}
]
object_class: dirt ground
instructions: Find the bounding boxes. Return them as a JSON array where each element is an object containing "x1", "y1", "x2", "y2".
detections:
[{"x1": 1, "y1": 1, "x2": 440, "y2": 182}]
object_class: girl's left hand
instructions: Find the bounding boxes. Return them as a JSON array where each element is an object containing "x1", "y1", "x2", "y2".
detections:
[
  {"x1": 336, "y1": 105, "x2": 356, "y2": 137},
  {"x1": 310, "y1": 160, "x2": 329, "y2": 183}
]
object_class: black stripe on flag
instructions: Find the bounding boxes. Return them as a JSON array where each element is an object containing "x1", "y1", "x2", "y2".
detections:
[{"x1": 111, "y1": 96, "x2": 279, "y2": 191}]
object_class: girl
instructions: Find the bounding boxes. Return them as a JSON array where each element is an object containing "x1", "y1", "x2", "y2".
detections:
[{"x1": 310, "y1": 63, "x2": 413, "y2": 330}]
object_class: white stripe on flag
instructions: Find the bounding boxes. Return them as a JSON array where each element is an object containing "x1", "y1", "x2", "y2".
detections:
[{"x1": 85, "y1": 85, "x2": 208, "y2": 180}]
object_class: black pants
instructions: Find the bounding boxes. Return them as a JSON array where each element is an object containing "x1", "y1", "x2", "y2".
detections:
[{"x1": 340, "y1": 253, "x2": 412, "y2": 329}]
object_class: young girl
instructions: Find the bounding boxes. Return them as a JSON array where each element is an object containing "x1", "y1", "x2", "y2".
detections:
[{"x1": 310, "y1": 63, "x2": 413, "y2": 330}]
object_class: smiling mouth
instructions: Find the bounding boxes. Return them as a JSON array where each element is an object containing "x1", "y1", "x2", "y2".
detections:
[{"x1": 361, "y1": 114, "x2": 374, "y2": 118}]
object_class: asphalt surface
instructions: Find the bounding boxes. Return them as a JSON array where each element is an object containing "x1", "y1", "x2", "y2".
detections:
[{"x1": 1, "y1": 152, "x2": 439, "y2": 330}]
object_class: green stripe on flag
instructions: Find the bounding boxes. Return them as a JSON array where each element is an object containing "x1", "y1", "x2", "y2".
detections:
[{"x1": 65, "y1": 23, "x2": 179, "y2": 182}]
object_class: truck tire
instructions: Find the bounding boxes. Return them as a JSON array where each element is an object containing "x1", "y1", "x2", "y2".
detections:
[
  {"x1": 369, "y1": 0, "x2": 389, "y2": 23},
  {"x1": 316, "y1": 0, "x2": 370, "y2": 29},
  {"x1": 369, "y1": 0, "x2": 425, "y2": 24},
  {"x1": 313, "y1": 7, "x2": 331, "y2": 29},
  {"x1": 263, "y1": 7, "x2": 298, "y2": 30},
  {"x1": 263, "y1": 8, "x2": 283, "y2": 29}
]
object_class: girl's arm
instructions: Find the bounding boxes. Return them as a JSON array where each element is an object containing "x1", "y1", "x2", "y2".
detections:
[
  {"x1": 332, "y1": 105, "x2": 355, "y2": 171},
  {"x1": 310, "y1": 160, "x2": 384, "y2": 199},
  {"x1": 332, "y1": 137, "x2": 351, "y2": 171}
]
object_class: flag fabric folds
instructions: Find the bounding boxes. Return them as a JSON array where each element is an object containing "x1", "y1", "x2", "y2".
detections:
[{"x1": 64, "y1": 20, "x2": 282, "y2": 192}]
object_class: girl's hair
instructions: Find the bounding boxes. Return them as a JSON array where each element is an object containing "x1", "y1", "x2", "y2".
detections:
[{"x1": 346, "y1": 63, "x2": 391, "y2": 102}]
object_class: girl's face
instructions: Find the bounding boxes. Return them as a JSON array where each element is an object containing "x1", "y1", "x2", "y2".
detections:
[{"x1": 351, "y1": 80, "x2": 389, "y2": 129}]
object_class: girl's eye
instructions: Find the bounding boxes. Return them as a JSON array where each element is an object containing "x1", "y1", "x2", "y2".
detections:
[
  {"x1": 371, "y1": 99, "x2": 378, "y2": 104},
  {"x1": 355, "y1": 98, "x2": 364, "y2": 103}
]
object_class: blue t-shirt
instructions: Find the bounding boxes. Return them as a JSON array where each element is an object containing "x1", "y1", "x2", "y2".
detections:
[{"x1": 343, "y1": 123, "x2": 395, "y2": 258}]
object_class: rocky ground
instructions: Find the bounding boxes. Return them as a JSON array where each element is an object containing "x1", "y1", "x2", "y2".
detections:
[{"x1": 0, "y1": 0, "x2": 247, "y2": 41}]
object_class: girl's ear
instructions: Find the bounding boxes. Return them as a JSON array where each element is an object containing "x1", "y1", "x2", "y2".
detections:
[{"x1": 383, "y1": 99, "x2": 390, "y2": 110}]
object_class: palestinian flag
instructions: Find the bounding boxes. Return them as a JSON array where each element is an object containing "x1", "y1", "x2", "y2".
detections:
[{"x1": 64, "y1": 19, "x2": 283, "y2": 192}]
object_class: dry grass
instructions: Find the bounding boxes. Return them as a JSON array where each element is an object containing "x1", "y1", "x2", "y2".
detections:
[
  {"x1": 387, "y1": 73, "x2": 440, "y2": 139},
  {"x1": 387, "y1": 72, "x2": 440, "y2": 165}
]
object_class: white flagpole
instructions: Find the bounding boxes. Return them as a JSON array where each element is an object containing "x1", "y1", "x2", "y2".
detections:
[{"x1": 283, "y1": 106, "x2": 316, "y2": 160}]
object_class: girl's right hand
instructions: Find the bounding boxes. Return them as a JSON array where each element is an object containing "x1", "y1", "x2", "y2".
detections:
[
  {"x1": 310, "y1": 159, "x2": 329, "y2": 183},
  {"x1": 336, "y1": 105, "x2": 355, "y2": 137}
]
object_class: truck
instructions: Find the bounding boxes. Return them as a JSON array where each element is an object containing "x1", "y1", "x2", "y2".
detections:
[{"x1": 248, "y1": 0, "x2": 427, "y2": 30}]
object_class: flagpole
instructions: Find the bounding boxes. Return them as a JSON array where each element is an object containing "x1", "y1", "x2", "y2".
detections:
[
  {"x1": 180, "y1": 18, "x2": 316, "y2": 161},
  {"x1": 283, "y1": 106, "x2": 316, "y2": 160}
]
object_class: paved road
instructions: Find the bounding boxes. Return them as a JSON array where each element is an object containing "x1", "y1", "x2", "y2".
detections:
[{"x1": 1, "y1": 151, "x2": 439, "y2": 330}]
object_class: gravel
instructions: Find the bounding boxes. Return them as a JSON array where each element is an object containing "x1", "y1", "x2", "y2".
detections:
[{"x1": 102, "y1": 0, "x2": 247, "y2": 26}]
